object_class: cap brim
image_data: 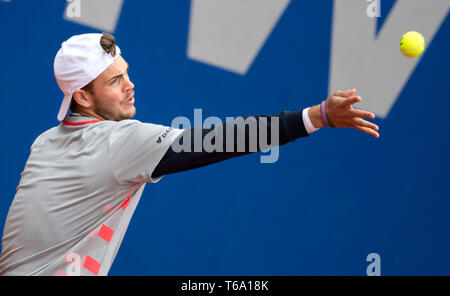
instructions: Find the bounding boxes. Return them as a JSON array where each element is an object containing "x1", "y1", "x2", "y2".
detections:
[{"x1": 57, "y1": 94, "x2": 72, "y2": 121}]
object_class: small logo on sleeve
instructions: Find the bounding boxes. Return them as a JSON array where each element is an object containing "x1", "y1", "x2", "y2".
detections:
[{"x1": 157, "y1": 127, "x2": 174, "y2": 144}]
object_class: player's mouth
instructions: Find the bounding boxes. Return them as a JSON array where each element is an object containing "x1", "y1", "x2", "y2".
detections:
[{"x1": 125, "y1": 91, "x2": 135, "y2": 105}]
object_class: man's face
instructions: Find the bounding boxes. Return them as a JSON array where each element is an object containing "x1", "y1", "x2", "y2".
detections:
[{"x1": 88, "y1": 56, "x2": 136, "y2": 121}]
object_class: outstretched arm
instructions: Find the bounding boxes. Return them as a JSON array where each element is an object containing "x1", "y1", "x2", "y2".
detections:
[{"x1": 151, "y1": 89, "x2": 380, "y2": 178}]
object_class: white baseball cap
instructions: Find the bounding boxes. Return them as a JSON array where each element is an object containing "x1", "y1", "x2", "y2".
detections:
[{"x1": 54, "y1": 33, "x2": 121, "y2": 121}]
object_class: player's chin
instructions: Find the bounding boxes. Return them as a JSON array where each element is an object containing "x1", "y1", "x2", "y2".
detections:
[
  {"x1": 124, "y1": 106, "x2": 136, "y2": 119},
  {"x1": 114, "y1": 105, "x2": 136, "y2": 121}
]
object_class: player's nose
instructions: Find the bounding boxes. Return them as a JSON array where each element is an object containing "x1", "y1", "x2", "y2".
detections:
[{"x1": 124, "y1": 76, "x2": 135, "y2": 91}]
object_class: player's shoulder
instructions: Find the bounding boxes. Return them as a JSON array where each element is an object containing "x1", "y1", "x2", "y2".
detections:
[
  {"x1": 31, "y1": 126, "x2": 60, "y2": 148},
  {"x1": 31, "y1": 118, "x2": 167, "y2": 149},
  {"x1": 107, "y1": 118, "x2": 184, "y2": 148}
]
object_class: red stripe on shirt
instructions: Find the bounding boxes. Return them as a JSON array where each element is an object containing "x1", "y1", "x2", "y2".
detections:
[{"x1": 62, "y1": 120, "x2": 101, "y2": 126}]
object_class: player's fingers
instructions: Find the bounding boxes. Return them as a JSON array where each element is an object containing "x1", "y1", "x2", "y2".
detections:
[
  {"x1": 335, "y1": 89, "x2": 356, "y2": 98},
  {"x1": 353, "y1": 118, "x2": 379, "y2": 131},
  {"x1": 354, "y1": 125, "x2": 380, "y2": 138},
  {"x1": 343, "y1": 96, "x2": 362, "y2": 107},
  {"x1": 350, "y1": 109, "x2": 376, "y2": 119}
]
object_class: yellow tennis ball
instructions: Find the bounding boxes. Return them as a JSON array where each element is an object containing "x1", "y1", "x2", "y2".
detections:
[{"x1": 400, "y1": 31, "x2": 425, "y2": 58}]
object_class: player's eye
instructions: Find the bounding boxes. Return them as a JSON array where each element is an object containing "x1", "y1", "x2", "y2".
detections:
[{"x1": 111, "y1": 77, "x2": 121, "y2": 84}]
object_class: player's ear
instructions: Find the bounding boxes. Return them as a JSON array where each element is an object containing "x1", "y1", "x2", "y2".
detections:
[{"x1": 72, "y1": 89, "x2": 93, "y2": 109}]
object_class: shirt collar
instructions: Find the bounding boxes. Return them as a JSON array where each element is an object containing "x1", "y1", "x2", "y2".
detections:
[{"x1": 62, "y1": 113, "x2": 103, "y2": 126}]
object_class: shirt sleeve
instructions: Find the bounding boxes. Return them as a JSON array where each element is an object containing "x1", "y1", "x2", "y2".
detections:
[
  {"x1": 302, "y1": 107, "x2": 319, "y2": 134},
  {"x1": 151, "y1": 109, "x2": 311, "y2": 178},
  {"x1": 107, "y1": 119, "x2": 185, "y2": 184}
]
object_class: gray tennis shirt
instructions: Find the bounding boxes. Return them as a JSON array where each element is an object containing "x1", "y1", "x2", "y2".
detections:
[{"x1": 0, "y1": 114, "x2": 184, "y2": 276}]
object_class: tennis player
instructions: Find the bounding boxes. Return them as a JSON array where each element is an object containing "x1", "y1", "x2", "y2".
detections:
[{"x1": 0, "y1": 33, "x2": 379, "y2": 276}]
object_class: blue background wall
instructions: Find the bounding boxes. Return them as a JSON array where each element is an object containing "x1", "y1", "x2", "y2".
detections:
[{"x1": 0, "y1": 0, "x2": 449, "y2": 275}]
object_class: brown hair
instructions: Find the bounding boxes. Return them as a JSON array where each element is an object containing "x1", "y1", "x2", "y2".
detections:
[
  {"x1": 100, "y1": 32, "x2": 117, "y2": 57},
  {"x1": 70, "y1": 33, "x2": 117, "y2": 112}
]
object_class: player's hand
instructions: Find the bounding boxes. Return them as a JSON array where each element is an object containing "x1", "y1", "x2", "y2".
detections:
[{"x1": 325, "y1": 89, "x2": 380, "y2": 138}]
